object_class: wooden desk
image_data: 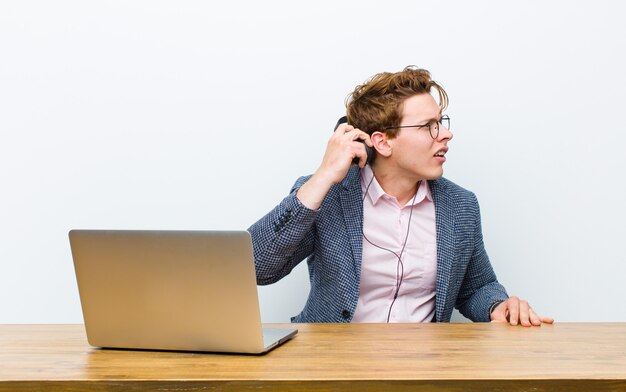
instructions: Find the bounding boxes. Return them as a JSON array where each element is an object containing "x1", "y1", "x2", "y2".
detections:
[{"x1": 1, "y1": 323, "x2": 625, "y2": 391}]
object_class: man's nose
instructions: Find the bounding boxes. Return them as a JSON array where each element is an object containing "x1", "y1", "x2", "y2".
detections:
[{"x1": 438, "y1": 125, "x2": 453, "y2": 141}]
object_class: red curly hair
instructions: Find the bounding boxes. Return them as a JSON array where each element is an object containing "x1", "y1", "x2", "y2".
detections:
[{"x1": 345, "y1": 66, "x2": 448, "y2": 138}]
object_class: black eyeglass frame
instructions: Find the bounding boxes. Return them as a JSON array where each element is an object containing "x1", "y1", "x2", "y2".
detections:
[{"x1": 380, "y1": 114, "x2": 450, "y2": 139}]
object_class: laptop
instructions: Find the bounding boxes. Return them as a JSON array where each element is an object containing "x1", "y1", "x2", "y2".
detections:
[{"x1": 69, "y1": 229, "x2": 297, "y2": 354}]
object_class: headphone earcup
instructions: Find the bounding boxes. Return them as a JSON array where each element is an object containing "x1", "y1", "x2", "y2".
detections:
[
  {"x1": 334, "y1": 116, "x2": 348, "y2": 131},
  {"x1": 364, "y1": 144, "x2": 373, "y2": 165}
]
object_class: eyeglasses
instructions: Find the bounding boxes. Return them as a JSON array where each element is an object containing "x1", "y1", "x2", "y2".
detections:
[{"x1": 381, "y1": 114, "x2": 450, "y2": 139}]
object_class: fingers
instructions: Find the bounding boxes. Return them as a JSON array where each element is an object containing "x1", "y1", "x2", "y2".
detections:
[
  {"x1": 335, "y1": 123, "x2": 373, "y2": 146},
  {"x1": 345, "y1": 129, "x2": 374, "y2": 169},
  {"x1": 526, "y1": 309, "x2": 555, "y2": 326},
  {"x1": 331, "y1": 124, "x2": 373, "y2": 168},
  {"x1": 333, "y1": 123, "x2": 355, "y2": 135},
  {"x1": 518, "y1": 299, "x2": 531, "y2": 327},
  {"x1": 318, "y1": 123, "x2": 373, "y2": 182},
  {"x1": 501, "y1": 296, "x2": 554, "y2": 327},
  {"x1": 529, "y1": 308, "x2": 542, "y2": 327},
  {"x1": 508, "y1": 297, "x2": 534, "y2": 327},
  {"x1": 507, "y1": 296, "x2": 520, "y2": 326}
]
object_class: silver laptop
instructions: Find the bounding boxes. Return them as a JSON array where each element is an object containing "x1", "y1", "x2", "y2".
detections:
[{"x1": 69, "y1": 230, "x2": 297, "y2": 354}]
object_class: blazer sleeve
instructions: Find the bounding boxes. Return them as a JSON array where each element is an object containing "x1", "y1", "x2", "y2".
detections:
[
  {"x1": 455, "y1": 193, "x2": 509, "y2": 321},
  {"x1": 247, "y1": 176, "x2": 319, "y2": 285}
]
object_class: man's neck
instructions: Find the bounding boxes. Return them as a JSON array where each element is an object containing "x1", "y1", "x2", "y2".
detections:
[{"x1": 369, "y1": 162, "x2": 423, "y2": 206}]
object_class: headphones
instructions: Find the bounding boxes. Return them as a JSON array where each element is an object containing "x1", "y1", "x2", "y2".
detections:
[{"x1": 334, "y1": 116, "x2": 373, "y2": 165}]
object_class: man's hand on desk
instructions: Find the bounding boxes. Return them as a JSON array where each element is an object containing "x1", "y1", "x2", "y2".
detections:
[{"x1": 490, "y1": 296, "x2": 554, "y2": 327}]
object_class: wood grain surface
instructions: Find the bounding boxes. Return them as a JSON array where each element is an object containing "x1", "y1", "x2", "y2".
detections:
[{"x1": 1, "y1": 323, "x2": 625, "y2": 391}]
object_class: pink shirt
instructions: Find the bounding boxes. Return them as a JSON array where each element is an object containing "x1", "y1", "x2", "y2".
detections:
[{"x1": 351, "y1": 165, "x2": 438, "y2": 323}]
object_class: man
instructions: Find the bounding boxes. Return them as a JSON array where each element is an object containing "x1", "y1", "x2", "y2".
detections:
[{"x1": 248, "y1": 66, "x2": 553, "y2": 326}]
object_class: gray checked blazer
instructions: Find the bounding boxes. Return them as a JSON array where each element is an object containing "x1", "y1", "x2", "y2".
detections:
[{"x1": 248, "y1": 166, "x2": 508, "y2": 323}]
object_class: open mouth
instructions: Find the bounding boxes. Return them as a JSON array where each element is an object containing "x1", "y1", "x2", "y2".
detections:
[{"x1": 434, "y1": 151, "x2": 446, "y2": 157}]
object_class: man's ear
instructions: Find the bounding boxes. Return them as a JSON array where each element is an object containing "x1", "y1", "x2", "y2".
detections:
[{"x1": 370, "y1": 131, "x2": 392, "y2": 158}]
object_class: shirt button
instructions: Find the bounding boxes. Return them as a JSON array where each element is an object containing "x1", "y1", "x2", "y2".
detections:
[{"x1": 341, "y1": 310, "x2": 351, "y2": 319}]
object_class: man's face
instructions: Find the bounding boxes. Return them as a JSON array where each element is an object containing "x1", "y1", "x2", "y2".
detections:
[{"x1": 385, "y1": 93, "x2": 453, "y2": 181}]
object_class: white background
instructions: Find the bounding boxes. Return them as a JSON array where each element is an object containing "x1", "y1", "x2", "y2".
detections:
[{"x1": 1, "y1": 1, "x2": 624, "y2": 323}]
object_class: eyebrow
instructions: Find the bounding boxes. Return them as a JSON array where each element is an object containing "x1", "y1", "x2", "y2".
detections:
[{"x1": 418, "y1": 111, "x2": 442, "y2": 124}]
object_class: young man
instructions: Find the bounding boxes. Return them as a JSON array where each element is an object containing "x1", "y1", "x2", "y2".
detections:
[{"x1": 248, "y1": 66, "x2": 553, "y2": 326}]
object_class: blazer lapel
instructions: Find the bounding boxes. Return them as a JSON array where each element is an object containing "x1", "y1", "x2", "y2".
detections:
[
  {"x1": 340, "y1": 167, "x2": 364, "y2": 280},
  {"x1": 430, "y1": 179, "x2": 455, "y2": 322}
]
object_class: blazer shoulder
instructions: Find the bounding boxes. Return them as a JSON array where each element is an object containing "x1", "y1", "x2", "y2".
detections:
[{"x1": 430, "y1": 177, "x2": 476, "y2": 201}]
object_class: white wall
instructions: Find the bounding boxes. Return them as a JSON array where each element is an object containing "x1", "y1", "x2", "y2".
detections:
[{"x1": 1, "y1": 1, "x2": 624, "y2": 323}]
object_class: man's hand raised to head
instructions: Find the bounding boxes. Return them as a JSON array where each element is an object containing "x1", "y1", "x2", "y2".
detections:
[{"x1": 296, "y1": 123, "x2": 372, "y2": 210}]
